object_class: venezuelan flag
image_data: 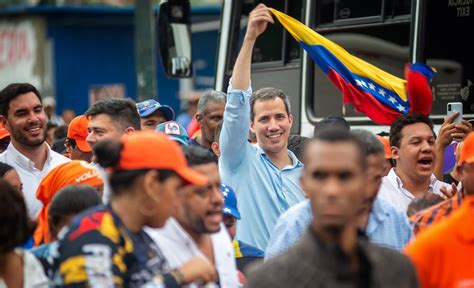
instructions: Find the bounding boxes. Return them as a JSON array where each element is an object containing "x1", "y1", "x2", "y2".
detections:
[{"x1": 270, "y1": 8, "x2": 435, "y2": 125}]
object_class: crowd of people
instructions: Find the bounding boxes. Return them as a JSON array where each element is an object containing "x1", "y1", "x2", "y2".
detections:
[{"x1": 0, "y1": 4, "x2": 473, "y2": 287}]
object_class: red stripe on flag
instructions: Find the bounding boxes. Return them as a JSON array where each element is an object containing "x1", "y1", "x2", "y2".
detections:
[{"x1": 327, "y1": 69, "x2": 403, "y2": 125}]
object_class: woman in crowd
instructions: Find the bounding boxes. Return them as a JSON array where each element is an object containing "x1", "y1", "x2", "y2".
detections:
[
  {"x1": 53, "y1": 131, "x2": 217, "y2": 287},
  {"x1": 0, "y1": 180, "x2": 48, "y2": 287}
]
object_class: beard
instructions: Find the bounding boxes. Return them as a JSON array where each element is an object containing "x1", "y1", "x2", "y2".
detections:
[{"x1": 10, "y1": 122, "x2": 46, "y2": 148}]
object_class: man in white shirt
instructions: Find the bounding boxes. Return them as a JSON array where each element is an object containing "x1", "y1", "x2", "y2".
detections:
[
  {"x1": 147, "y1": 146, "x2": 238, "y2": 287},
  {"x1": 0, "y1": 83, "x2": 70, "y2": 218},
  {"x1": 378, "y1": 113, "x2": 450, "y2": 212}
]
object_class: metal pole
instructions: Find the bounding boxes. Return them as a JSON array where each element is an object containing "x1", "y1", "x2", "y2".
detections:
[{"x1": 135, "y1": 0, "x2": 157, "y2": 101}]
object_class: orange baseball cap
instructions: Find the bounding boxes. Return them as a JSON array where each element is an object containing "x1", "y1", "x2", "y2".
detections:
[
  {"x1": 0, "y1": 122, "x2": 9, "y2": 140},
  {"x1": 118, "y1": 131, "x2": 208, "y2": 186},
  {"x1": 67, "y1": 115, "x2": 91, "y2": 153},
  {"x1": 376, "y1": 135, "x2": 391, "y2": 159},
  {"x1": 458, "y1": 132, "x2": 474, "y2": 164},
  {"x1": 0, "y1": 127, "x2": 9, "y2": 140}
]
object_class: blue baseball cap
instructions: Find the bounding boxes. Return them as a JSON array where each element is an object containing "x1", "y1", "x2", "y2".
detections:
[
  {"x1": 155, "y1": 121, "x2": 189, "y2": 146},
  {"x1": 220, "y1": 184, "x2": 241, "y2": 219},
  {"x1": 136, "y1": 99, "x2": 175, "y2": 121}
]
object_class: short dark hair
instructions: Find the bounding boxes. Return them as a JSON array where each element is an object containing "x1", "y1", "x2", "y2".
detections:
[
  {"x1": 48, "y1": 185, "x2": 102, "y2": 231},
  {"x1": 0, "y1": 180, "x2": 36, "y2": 253},
  {"x1": 0, "y1": 162, "x2": 14, "y2": 177},
  {"x1": 287, "y1": 135, "x2": 309, "y2": 163},
  {"x1": 406, "y1": 193, "x2": 444, "y2": 217},
  {"x1": 93, "y1": 140, "x2": 176, "y2": 195},
  {"x1": 0, "y1": 83, "x2": 42, "y2": 117},
  {"x1": 390, "y1": 113, "x2": 434, "y2": 147},
  {"x1": 314, "y1": 116, "x2": 350, "y2": 136},
  {"x1": 306, "y1": 129, "x2": 367, "y2": 170},
  {"x1": 182, "y1": 145, "x2": 218, "y2": 167},
  {"x1": 351, "y1": 129, "x2": 385, "y2": 157},
  {"x1": 250, "y1": 87, "x2": 291, "y2": 121},
  {"x1": 85, "y1": 98, "x2": 141, "y2": 131}
]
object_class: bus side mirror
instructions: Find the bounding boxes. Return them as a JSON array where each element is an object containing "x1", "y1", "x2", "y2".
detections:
[{"x1": 158, "y1": 0, "x2": 193, "y2": 78}]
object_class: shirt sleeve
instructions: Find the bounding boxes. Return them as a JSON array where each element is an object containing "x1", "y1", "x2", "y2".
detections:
[
  {"x1": 219, "y1": 81, "x2": 253, "y2": 172},
  {"x1": 265, "y1": 214, "x2": 305, "y2": 259}
]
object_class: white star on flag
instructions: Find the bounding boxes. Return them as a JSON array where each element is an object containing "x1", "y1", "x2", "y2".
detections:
[
  {"x1": 396, "y1": 104, "x2": 406, "y2": 112},
  {"x1": 388, "y1": 96, "x2": 397, "y2": 104},
  {"x1": 356, "y1": 79, "x2": 364, "y2": 87},
  {"x1": 368, "y1": 83, "x2": 376, "y2": 90},
  {"x1": 378, "y1": 88, "x2": 386, "y2": 97}
]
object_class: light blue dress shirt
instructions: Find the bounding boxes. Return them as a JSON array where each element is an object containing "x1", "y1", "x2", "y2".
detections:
[
  {"x1": 219, "y1": 84, "x2": 305, "y2": 251},
  {"x1": 265, "y1": 198, "x2": 414, "y2": 258}
]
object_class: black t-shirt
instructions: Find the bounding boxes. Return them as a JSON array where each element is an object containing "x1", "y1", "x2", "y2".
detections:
[{"x1": 53, "y1": 205, "x2": 178, "y2": 287}]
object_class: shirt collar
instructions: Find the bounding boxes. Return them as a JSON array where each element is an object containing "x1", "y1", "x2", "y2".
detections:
[
  {"x1": 389, "y1": 168, "x2": 437, "y2": 193},
  {"x1": 6, "y1": 142, "x2": 53, "y2": 171},
  {"x1": 255, "y1": 144, "x2": 303, "y2": 170}
]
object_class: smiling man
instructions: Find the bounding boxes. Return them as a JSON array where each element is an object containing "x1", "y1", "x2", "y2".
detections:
[
  {"x1": 0, "y1": 83, "x2": 70, "y2": 218},
  {"x1": 378, "y1": 113, "x2": 450, "y2": 212},
  {"x1": 218, "y1": 4, "x2": 304, "y2": 250}
]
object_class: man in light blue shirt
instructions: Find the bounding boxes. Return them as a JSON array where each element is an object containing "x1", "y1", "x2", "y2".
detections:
[
  {"x1": 266, "y1": 129, "x2": 414, "y2": 257},
  {"x1": 219, "y1": 10, "x2": 305, "y2": 250}
]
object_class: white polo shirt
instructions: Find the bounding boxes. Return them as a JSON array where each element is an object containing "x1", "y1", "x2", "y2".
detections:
[
  {"x1": 146, "y1": 218, "x2": 238, "y2": 288},
  {"x1": 0, "y1": 143, "x2": 70, "y2": 218},
  {"x1": 377, "y1": 168, "x2": 450, "y2": 213}
]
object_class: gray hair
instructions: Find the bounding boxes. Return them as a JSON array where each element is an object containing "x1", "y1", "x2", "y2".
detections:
[
  {"x1": 350, "y1": 129, "x2": 384, "y2": 157},
  {"x1": 197, "y1": 90, "x2": 226, "y2": 115},
  {"x1": 250, "y1": 87, "x2": 291, "y2": 121}
]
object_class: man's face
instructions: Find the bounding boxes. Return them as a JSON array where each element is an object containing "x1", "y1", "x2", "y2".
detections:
[
  {"x1": 392, "y1": 123, "x2": 436, "y2": 180},
  {"x1": 303, "y1": 141, "x2": 366, "y2": 233},
  {"x1": 175, "y1": 163, "x2": 224, "y2": 234},
  {"x1": 251, "y1": 98, "x2": 292, "y2": 155},
  {"x1": 223, "y1": 214, "x2": 236, "y2": 239},
  {"x1": 3, "y1": 92, "x2": 47, "y2": 148},
  {"x1": 86, "y1": 114, "x2": 123, "y2": 148},
  {"x1": 140, "y1": 110, "x2": 167, "y2": 131},
  {"x1": 360, "y1": 153, "x2": 385, "y2": 214},
  {"x1": 197, "y1": 101, "x2": 225, "y2": 144}
]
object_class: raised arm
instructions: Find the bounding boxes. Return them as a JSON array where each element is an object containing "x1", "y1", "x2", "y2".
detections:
[
  {"x1": 231, "y1": 4, "x2": 274, "y2": 89},
  {"x1": 219, "y1": 4, "x2": 275, "y2": 170}
]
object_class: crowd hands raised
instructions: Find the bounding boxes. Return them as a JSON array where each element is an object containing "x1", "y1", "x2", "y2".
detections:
[{"x1": 0, "y1": 4, "x2": 473, "y2": 288}]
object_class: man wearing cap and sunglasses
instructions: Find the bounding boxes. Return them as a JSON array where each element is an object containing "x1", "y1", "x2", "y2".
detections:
[
  {"x1": 136, "y1": 99, "x2": 175, "y2": 131},
  {"x1": 65, "y1": 115, "x2": 93, "y2": 162}
]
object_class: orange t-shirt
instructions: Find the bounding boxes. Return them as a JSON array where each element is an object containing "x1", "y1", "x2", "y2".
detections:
[{"x1": 405, "y1": 196, "x2": 474, "y2": 288}]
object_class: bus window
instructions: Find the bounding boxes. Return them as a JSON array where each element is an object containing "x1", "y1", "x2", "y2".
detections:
[
  {"x1": 311, "y1": 23, "x2": 411, "y2": 119},
  {"x1": 424, "y1": 0, "x2": 473, "y2": 118},
  {"x1": 335, "y1": 0, "x2": 382, "y2": 20},
  {"x1": 252, "y1": 0, "x2": 285, "y2": 64}
]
